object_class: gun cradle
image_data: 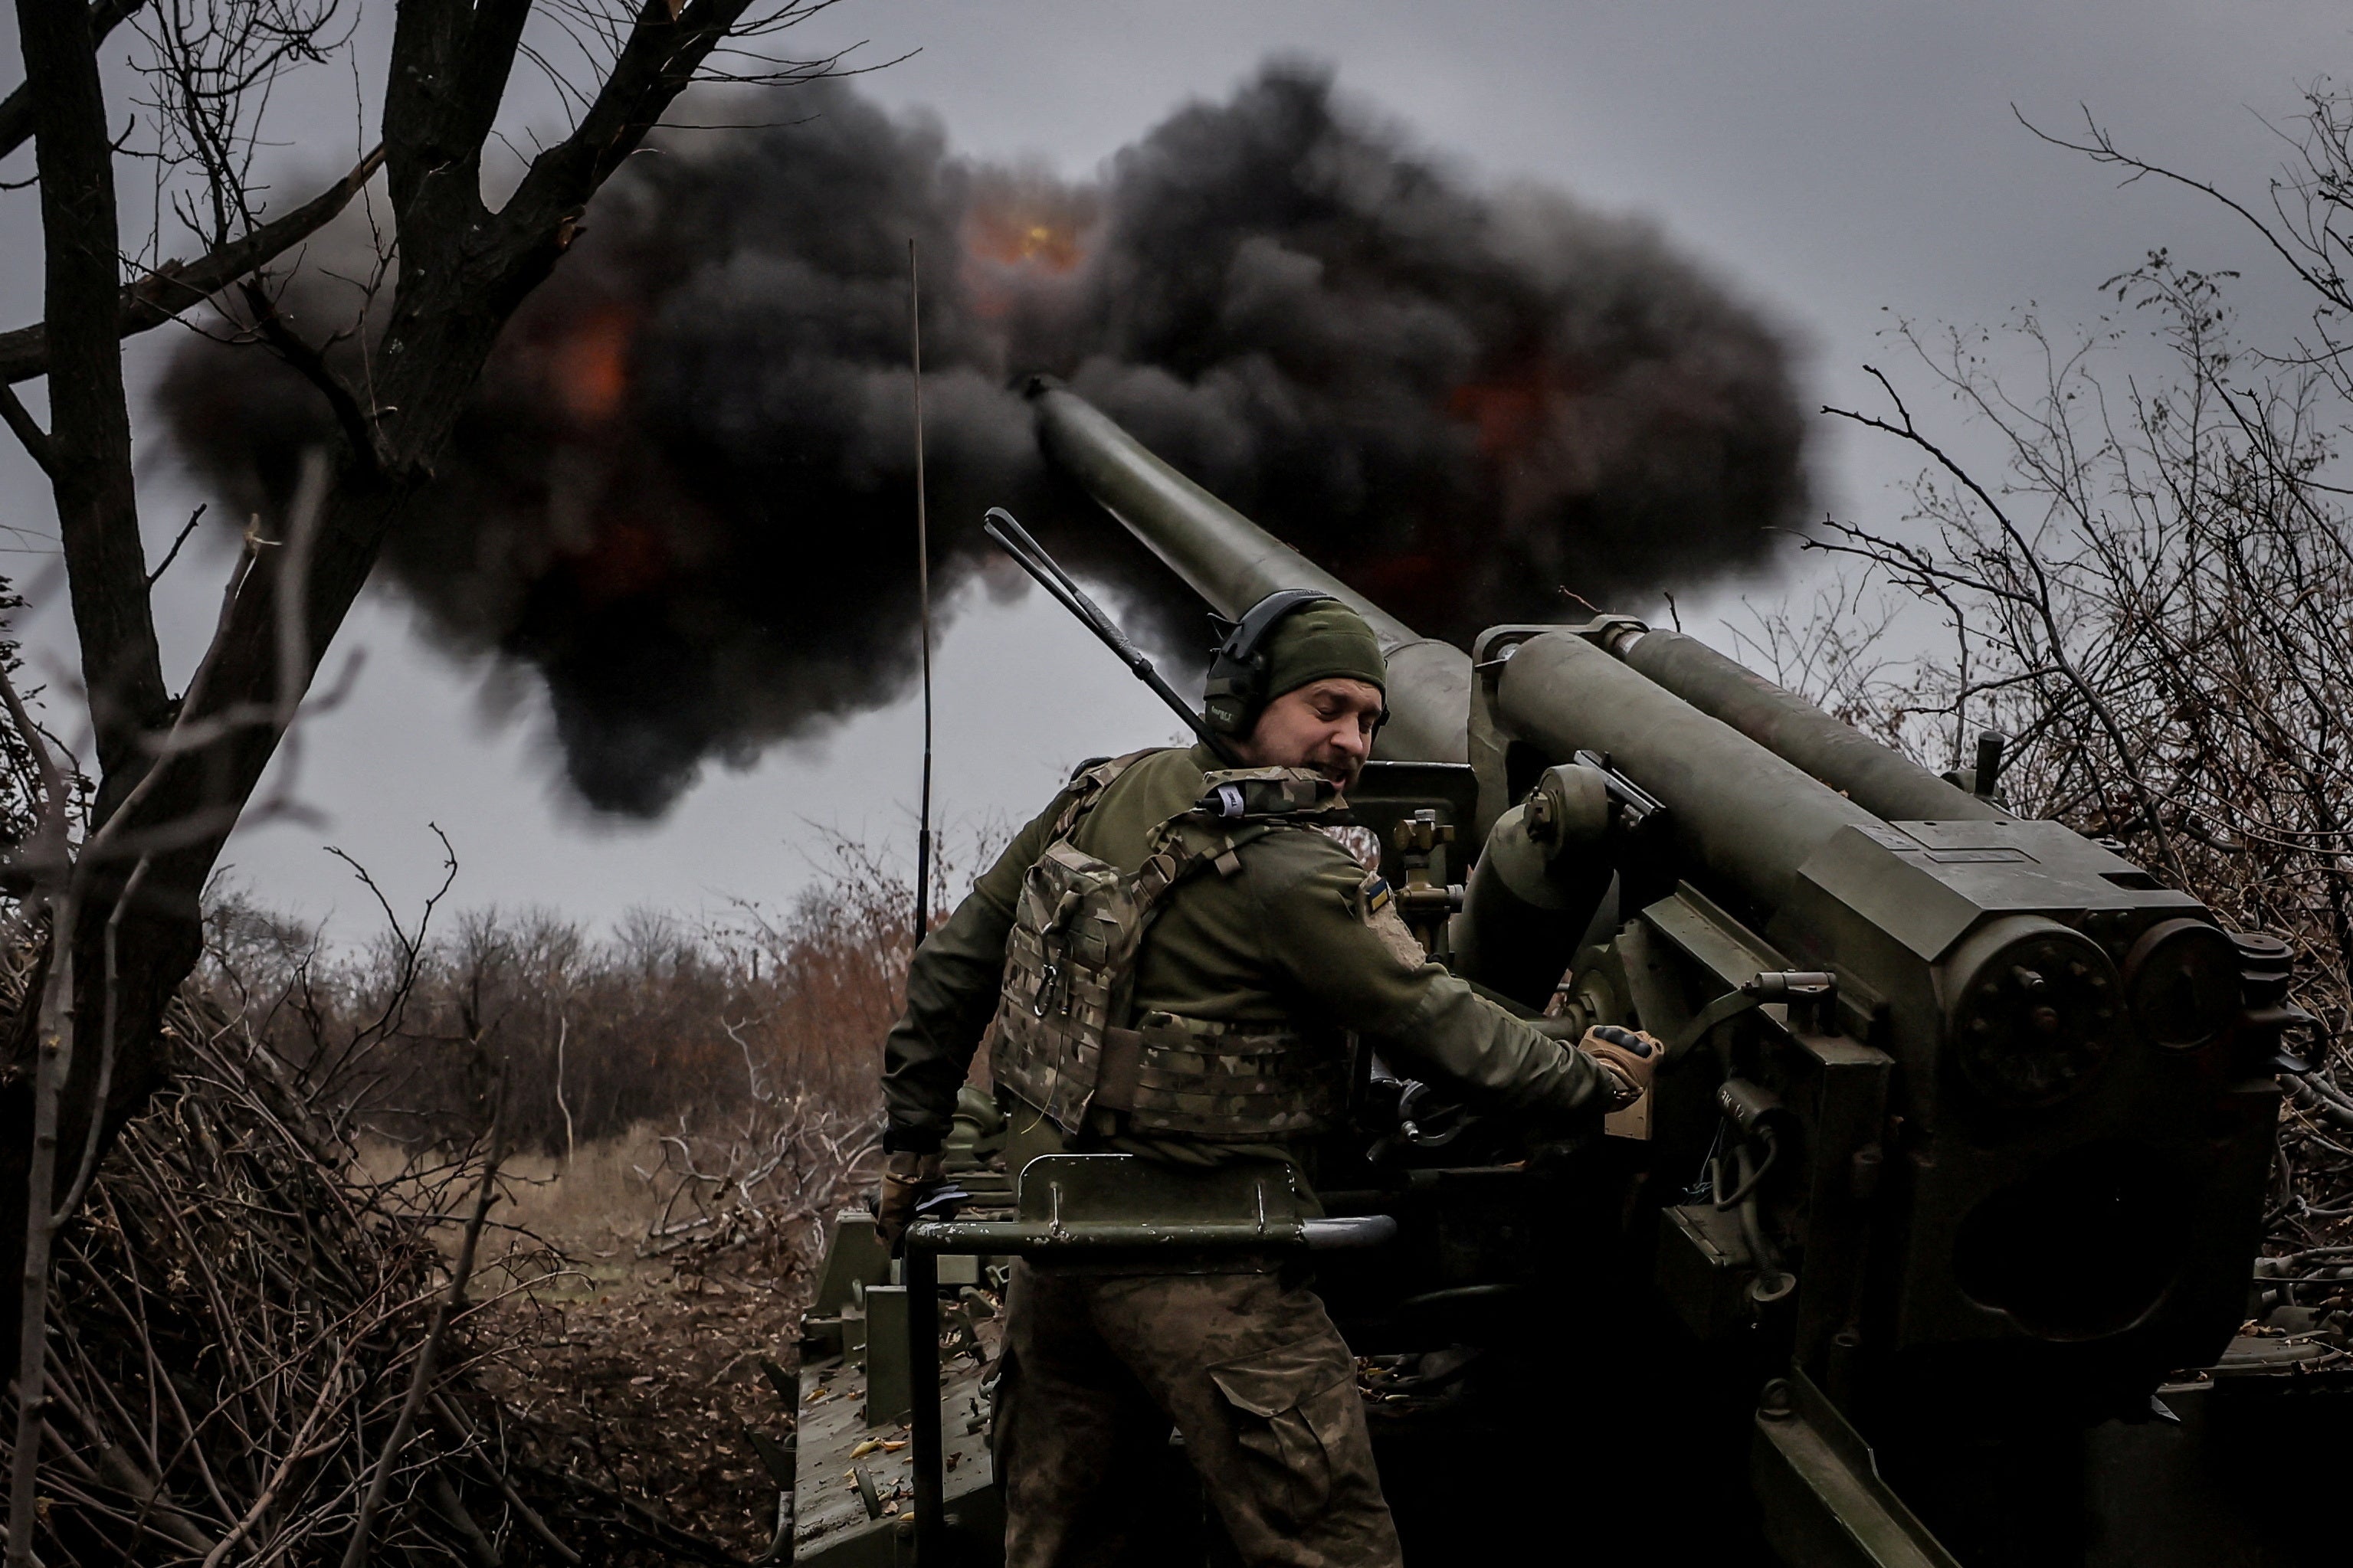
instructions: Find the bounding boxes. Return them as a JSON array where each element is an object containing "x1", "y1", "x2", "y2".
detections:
[
  {"x1": 1473, "y1": 622, "x2": 2289, "y2": 1397},
  {"x1": 1633, "y1": 823, "x2": 2277, "y2": 1397}
]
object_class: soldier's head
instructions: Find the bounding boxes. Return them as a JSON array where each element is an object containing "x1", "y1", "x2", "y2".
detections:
[{"x1": 1226, "y1": 598, "x2": 1388, "y2": 789}]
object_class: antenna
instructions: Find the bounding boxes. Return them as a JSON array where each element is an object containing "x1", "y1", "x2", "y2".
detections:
[
  {"x1": 982, "y1": 506, "x2": 1241, "y2": 768},
  {"x1": 910, "y1": 240, "x2": 935, "y2": 950}
]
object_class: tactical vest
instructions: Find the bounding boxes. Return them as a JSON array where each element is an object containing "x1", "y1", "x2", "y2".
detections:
[{"x1": 990, "y1": 752, "x2": 1354, "y2": 1143}]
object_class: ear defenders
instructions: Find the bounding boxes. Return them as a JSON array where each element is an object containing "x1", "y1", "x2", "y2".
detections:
[{"x1": 1201, "y1": 588, "x2": 1341, "y2": 738}]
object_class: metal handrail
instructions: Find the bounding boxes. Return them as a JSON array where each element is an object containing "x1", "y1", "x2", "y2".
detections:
[{"x1": 896, "y1": 1212, "x2": 1397, "y2": 1561}]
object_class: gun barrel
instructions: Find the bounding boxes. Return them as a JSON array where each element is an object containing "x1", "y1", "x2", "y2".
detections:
[
  {"x1": 1616, "y1": 629, "x2": 2004, "y2": 825},
  {"x1": 1031, "y1": 381, "x2": 1472, "y2": 762},
  {"x1": 1496, "y1": 631, "x2": 1886, "y2": 913}
]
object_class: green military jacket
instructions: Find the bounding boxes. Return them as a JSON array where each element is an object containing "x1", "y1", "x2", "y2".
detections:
[{"x1": 880, "y1": 744, "x2": 1611, "y2": 1169}]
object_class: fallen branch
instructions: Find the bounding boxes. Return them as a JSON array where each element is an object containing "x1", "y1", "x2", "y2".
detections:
[
  {"x1": 430, "y1": 1391, "x2": 583, "y2": 1567},
  {"x1": 341, "y1": 1101, "x2": 504, "y2": 1568}
]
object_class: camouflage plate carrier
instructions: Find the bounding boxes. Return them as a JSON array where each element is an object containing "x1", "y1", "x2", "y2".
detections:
[{"x1": 991, "y1": 752, "x2": 1355, "y2": 1142}]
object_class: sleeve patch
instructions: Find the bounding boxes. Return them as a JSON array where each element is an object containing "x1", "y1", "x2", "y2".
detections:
[{"x1": 1358, "y1": 872, "x2": 1427, "y2": 970}]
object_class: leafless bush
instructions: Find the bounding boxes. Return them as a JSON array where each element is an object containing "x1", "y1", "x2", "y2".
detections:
[
  {"x1": 0, "y1": 924, "x2": 548, "y2": 1566},
  {"x1": 643, "y1": 1088, "x2": 880, "y2": 1280},
  {"x1": 0, "y1": 814, "x2": 961, "y2": 1566},
  {"x1": 205, "y1": 843, "x2": 917, "y2": 1146},
  {"x1": 198, "y1": 830, "x2": 988, "y2": 1288},
  {"x1": 1762, "y1": 80, "x2": 2353, "y2": 1296}
]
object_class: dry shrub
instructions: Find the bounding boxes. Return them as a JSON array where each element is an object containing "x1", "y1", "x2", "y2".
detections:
[
  {"x1": 6, "y1": 831, "x2": 965, "y2": 1564},
  {"x1": 204, "y1": 834, "x2": 949, "y2": 1165},
  {"x1": 1751, "y1": 80, "x2": 2353, "y2": 1331},
  {"x1": 0, "y1": 925, "x2": 541, "y2": 1566},
  {"x1": 202, "y1": 829, "x2": 983, "y2": 1282}
]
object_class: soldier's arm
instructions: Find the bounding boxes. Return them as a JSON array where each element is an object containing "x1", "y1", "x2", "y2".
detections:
[
  {"x1": 878, "y1": 790, "x2": 1067, "y2": 1152},
  {"x1": 1253, "y1": 837, "x2": 1616, "y2": 1117}
]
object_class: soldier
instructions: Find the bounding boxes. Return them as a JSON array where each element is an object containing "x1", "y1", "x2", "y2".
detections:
[{"x1": 875, "y1": 591, "x2": 1659, "y2": 1568}]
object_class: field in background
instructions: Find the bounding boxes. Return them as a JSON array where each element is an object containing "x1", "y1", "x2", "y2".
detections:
[
  {"x1": 179, "y1": 840, "x2": 951, "y2": 1561},
  {"x1": 207, "y1": 836, "x2": 917, "y2": 1165}
]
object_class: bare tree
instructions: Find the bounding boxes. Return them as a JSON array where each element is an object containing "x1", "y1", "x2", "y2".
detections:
[{"x1": 0, "y1": 0, "x2": 861, "y2": 1462}]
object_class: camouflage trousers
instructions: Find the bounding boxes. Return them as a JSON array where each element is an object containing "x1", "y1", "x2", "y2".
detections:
[{"x1": 994, "y1": 1259, "x2": 1402, "y2": 1568}]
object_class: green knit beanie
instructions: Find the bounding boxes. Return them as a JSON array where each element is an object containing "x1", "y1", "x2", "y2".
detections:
[{"x1": 1262, "y1": 601, "x2": 1387, "y2": 701}]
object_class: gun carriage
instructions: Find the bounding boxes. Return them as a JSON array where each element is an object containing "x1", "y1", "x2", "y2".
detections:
[{"x1": 785, "y1": 384, "x2": 2330, "y2": 1567}]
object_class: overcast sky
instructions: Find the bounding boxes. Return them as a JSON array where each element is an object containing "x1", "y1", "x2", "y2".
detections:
[{"x1": 0, "y1": 0, "x2": 2346, "y2": 941}]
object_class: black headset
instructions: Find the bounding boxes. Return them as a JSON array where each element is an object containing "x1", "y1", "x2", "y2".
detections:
[{"x1": 1201, "y1": 588, "x2": 1342, "y2": 737}]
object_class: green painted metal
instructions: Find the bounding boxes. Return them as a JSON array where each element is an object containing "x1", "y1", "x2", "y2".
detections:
[
  {"x1": 1619, "y1": 629, "x2": 2005, "y2": 827},
  {"x1": 1029, "y1": 381, "x2": 1472, "y2": 764},
  {"x1": 803, "y1": 1210, "x2": 894, "y2": 1359},
  {"x1": 788, "y1": 1347, "x2": 1002, "y2": 1568},
  {"x1": 904, "y1": 1154, "x2": 1396, "y2": 1258},
  {"x1": 907, "y1": 1217, "x2": 1391, "y2": 1252},
  {"x1": 1493, "y1": 630, "x2": 1887, "y2": 914},
  {"x1": 811, "y1": 1210, "x2": 891, "y2": 1314},
  {"x1": 1752, "y1": 1373, "x2": 1965, "y2": 1568},
  {"x1": 861, "y1": 1285, "x2": 911, "y2": 1427}
]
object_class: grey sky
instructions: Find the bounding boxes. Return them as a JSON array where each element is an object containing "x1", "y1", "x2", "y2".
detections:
[{"x1": 1, "y1": 1, "x2": 2345, "y2": 938}]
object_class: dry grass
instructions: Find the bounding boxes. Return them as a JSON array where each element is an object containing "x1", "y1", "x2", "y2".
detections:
[
  {"x1": 359, "y1": 1130, "x2": 677, "y2": 1275},
  {"x1": 7, "y1": 833, "x2": 941, "y2": 1563}
]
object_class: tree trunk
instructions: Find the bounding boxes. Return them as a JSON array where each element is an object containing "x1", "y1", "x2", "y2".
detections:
[{"x1": 0, "y1": 0, "x2": 782, "y2": 1358}]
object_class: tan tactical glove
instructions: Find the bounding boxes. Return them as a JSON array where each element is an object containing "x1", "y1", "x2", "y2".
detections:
[
  {"x1": 873, "y1": 1151, "x2": 945, "y2": 1251},
  {"x1": 1578, "y1": 1024, "x2": 1664, "y2": 1109}
]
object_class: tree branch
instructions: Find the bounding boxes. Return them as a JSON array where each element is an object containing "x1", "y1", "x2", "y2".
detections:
[
  {"x1": 0, "y1": 382, "x2": 54, "y2": 476},
  {"x1": 2018, "y1": 103, "x2": 2351, "y2": 313},
  {"x1": 506, "y1": 0, "x2": 768, "y2": 228},
  {"x1": 239, "y1": 280, "x2": 388, "y2": 476},
  {"x1": 0, "y1": 0, "x2": 147, "y2": 162},
  {"x1": 382, "y1": 0, "x2": 529, "y2": 233},
  {"x1": 0, "y1": 143, "x2": 385, "y2": 387},
  {"x1": 145, "y1": 502, "x2": 205, "y2": 588}
]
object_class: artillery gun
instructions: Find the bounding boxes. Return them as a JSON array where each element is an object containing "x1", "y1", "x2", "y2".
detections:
[{"x1": 783, "y1": 385, "x2": 2338, "y2": 1566}]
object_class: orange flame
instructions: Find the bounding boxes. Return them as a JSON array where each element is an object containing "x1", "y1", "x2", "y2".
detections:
[
  {"x1": 963, "y1": 205, "x2": 1086, "y2": 274},
  {"x1": 550, "y1": 307, "x2": 636, "y2": 424},
  {"x1": 1447, "y1": 360, "x2": 1555, "y2": 459},
  {"x1": 959, "y1": 174, "x2": 1098, "y2": 321}
]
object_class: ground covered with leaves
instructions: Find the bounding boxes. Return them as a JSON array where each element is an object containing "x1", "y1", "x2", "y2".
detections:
[{"x1": 476, "y1": 1183, "x2": 820, "y2": 1564}]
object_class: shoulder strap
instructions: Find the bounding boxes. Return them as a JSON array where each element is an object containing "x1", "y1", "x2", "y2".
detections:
[
  {"x1": 1191, "y1": 766, "x2": 1350, "y2": 824},
  {"x1": 1047, "y1": 746, "x2": 1165, "y2": 842},
  {"x1": 1138, "y1": 814, "x2": 1291, "y2": 896},
  {"x1": 1096, "y1": 793, "x2": 1311, "y2": 1039}
]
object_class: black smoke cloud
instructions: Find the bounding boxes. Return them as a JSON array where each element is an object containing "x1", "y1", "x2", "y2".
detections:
[{"x1": 159, "y1": 64, "x2": 1808, "y2": 815}]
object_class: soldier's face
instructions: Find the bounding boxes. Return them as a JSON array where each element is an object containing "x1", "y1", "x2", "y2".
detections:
[{"x1": 1241, "y1": 678, "x2": 1385, "y2": 789}]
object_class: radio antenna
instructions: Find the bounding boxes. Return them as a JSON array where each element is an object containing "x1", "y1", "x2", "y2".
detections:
[
  {"x1": 982, "y1": 506, "x2": 1241, "y2": 767},
  {"x1": 910, "y1": 239, "x2": 936, "y2": 949}
]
